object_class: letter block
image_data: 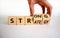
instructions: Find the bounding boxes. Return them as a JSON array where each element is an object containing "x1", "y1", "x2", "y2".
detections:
[
  {"x1": 8, "y1": 16, "x2": 17, "y2": 25},
  {"x1": 33, "y1": 14, "x2": 43, "y2": 24},
  {"x1": 25, "y1": 16, "x2": 33, "y2": 25},
  {"x1": 42, "y1": 14, "x2": 50, "y2": 24},
  {"x1": 17, "y1": 16, "x2": 25, "y2": 25}
]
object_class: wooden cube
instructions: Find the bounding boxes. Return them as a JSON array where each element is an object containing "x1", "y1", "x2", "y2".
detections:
[
  {"x1": 42, "y1": 14, "x2": 50, "y2": 24},
  {"x1": 25, "y1": 16, "x2": 33, "y2": 25},
  {"x1": 33, "y1": 14, "x2": 43, "y2": 24},
  {"x1": 8, "y1": 16, "x2": 17, "y2": 25},
  {"x1": 17, "y1": 16, "x2": 25, "y2": 25}
]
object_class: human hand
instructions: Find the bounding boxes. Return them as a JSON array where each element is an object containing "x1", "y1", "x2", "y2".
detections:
[{"x1": 28, "y1": 0, "x2": 52, "y2": 16}]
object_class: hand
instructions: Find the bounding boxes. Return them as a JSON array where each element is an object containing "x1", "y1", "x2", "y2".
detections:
[{"x1": 28, "y1": 0, "x2": 52, "y2": 16}]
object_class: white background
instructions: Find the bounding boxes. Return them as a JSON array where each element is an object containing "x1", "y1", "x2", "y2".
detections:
[{"x1": 0, "y1": 0, "x2": 60, "y2": 38}]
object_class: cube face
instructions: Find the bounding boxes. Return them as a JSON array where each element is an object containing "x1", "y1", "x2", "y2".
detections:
[
  {"x1": 43, "y1": 14, "x2": 50, "y2": 20},
  {"x1": 25, "y1": 16, "x2": 33, "y2": 25},
  {"x1": 33, "y1": 14, "x2": 42, "y2": 18},
  {"x1": 43, "y1": 20, "x2": 50, "y2": 24},
  {"x1": 8, "y1": 16, "x2": 17, "y2": 25},
  {"x1": 17, "y1": 16, "x2": 25, "y2": 25},
  {"x1": 33, "y1": 14, "x2": 43, "y2": 24},
  {"x1": 34, "y1": 19, "x2": 42, "y2": 24},
  {"x1": 42, "y1": 14, "x2": 50, "y2": 24}
]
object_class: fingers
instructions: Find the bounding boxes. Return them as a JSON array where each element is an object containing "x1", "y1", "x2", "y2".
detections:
[
  {"x1": 28, "y1": 0, "x2": 34, "y2": 16},
  {"x1": 42, "y1": 6, "x2": 45, "y2": 14},
  {"x1": 30, "y1": 4, "x2": 34, "y2": 16},
  {"x1": 38, "y1": 2, "x2": 45, "y2": 14},
  {"x1": 28, "y1": 0, "x2": 52, "y2": 16},
  {"x1": 42, "y1": 0, "x2": 52, "y2": 16}
]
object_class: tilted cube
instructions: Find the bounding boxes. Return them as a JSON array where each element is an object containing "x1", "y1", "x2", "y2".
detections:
[
  {"x1": 33, "y1": 14, "x2": 43, "y2": 24},
  {"x1": 42, "y1": 14, "x2": 50, "y2": 24}
]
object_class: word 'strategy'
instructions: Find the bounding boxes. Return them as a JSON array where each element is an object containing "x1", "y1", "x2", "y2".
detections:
[{"x1": 8, "y1": 14, "x2": 50, "y2": 25}]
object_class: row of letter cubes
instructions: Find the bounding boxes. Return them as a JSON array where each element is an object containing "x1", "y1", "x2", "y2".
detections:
[{"x1": 8, "y1": 14, "x2": 50, "y2": 25}]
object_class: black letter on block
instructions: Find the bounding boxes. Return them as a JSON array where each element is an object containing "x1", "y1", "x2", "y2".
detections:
[
  {"x1": 44, "y1": 20, "x2": 48, "y2": 24},
  {"x1": 44, "y1": 15, "x2": 48, "y2": 18},
  {"x1": 10, "y1": 18, "x2": 14, "y2": 23},
  {"x1": 27, "y1": 18, "x2": 31, "y2": 23},
  {"x1": 19, "y1": 18, "x2": 22, "y2": 23}
]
